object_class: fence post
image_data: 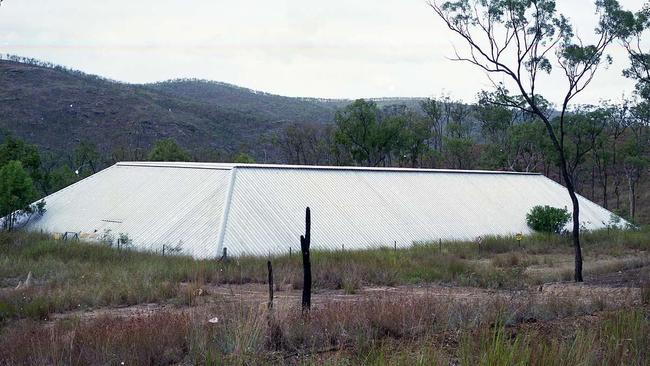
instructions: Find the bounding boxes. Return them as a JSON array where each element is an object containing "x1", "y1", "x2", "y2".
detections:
[
  {"x1": 267, "y1": 260, "x2": 274, "y2": 309},
  {"x1": 300, "y1": 207, "x2": 312, "y2": 314}
]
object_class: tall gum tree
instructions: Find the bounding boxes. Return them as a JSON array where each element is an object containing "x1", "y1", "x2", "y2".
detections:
[{"x1": 430, "y1": 0, "x2": 632, "y2": 281}]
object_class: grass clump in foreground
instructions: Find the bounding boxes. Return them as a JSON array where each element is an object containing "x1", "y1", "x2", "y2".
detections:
[
  {"x1": 456, "y1": 309, "x2": 649, "y2": 366},
  {"x1": 0, "y1": 228, "x2": 649, "y2": 321},
  {"x1": 0, "y1": 295, "x2": 647, "y2": 365}
]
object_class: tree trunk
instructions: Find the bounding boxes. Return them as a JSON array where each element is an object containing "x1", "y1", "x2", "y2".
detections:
[
  {"x1": 628, "y1": 178, "x2": 636, "y2": 221},
  {"x1": 556, "y1": 159, "x2": 583, "y2": 282},
  {"x1": 535, "y1": 109, "x2": 583, "y2": 283},
  {"x1": 591, "y1": 165, "x2": 596, "y2": 201},
  {"x1": 568, "y1": 188, "x2": 583, "y2": 282},
  {"x1": 602, "y1": 171, "x2": 608, "y2": 209},
  {"x1": 300, "y1": 207, "x2": 312, "y2": 313}
]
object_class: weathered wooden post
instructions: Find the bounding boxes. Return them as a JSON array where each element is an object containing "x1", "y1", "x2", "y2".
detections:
[
  {"x1": 300, "y1": 207, "x2": 312, "y2": 314},
  {"x1": 267, "y1": 260, "x2": 274, "y2": 309}
]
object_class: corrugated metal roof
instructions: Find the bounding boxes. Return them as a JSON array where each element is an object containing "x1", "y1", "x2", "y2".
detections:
[
  {"x1": 26, "y1": 162, "x2": 619, "y2": 258},
  {"x1": 26, "y1": 163, "x2": 231, "y2": 258}
]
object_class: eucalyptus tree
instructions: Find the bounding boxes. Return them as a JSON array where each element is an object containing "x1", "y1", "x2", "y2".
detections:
[
  {"x1": 420, "y1": 98, "x2": 444, "y2": 152},
  {"x1": 615, "y1": 3, "x2": 650, "y2": 99},
  {"x1": 334, "y1": 99, "x2": 404, "y2": 167},
  {"x1": 0, "y1": 161, "x2": 40, "y2": 231},
  {"x1": 395, "y1": 110, "x2": 431, "y2": 168},
  {"x1": 147, "y1": 138, "x2": 192, "y2": 162},
  {"x1": 623, "y1": 101, "x2": 650, "y2": 221},
  {"x1": 430, "y1": 0, "x2": 630, "y2": 281},
  {"x1": 556, "y1": 107, "x2": 608, "y2": 193}
]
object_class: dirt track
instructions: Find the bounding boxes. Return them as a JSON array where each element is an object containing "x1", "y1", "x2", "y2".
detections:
[{"x1": 46, "y1": 265, "x2": 649, "y2": 323}]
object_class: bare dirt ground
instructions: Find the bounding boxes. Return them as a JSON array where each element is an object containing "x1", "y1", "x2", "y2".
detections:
[
  {"x1": 47, "y1": 264, "x2": 649, "y2": 324},
  {"x1": 585, "y1": 264, "x2": 650, "y2": 286}
]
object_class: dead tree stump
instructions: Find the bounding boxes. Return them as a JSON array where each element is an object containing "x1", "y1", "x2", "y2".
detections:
[
  {"x1": 267, "y1": 260, "x2": 274, "y2": 309},
  {"x1": 300, "y1": 207, "x2": 312, "y2": 314}
]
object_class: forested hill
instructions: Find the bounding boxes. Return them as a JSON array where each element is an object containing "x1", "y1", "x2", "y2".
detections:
[
  {"x1": 0, "y1": 58, "x2": 430, "y2": 159},
  {"x1": 145, "y1": 80, "x2": 339, "y2": 124},
  {"x1": 0, "y1": 59, "x2": 339, "y2": 157},
  {"x1": 146, "y1": 80, "x2": 427, "y2": 121}
]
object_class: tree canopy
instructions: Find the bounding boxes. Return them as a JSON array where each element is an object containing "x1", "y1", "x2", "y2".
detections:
[
  {"x1": 0, "y1": 161, "x2": 39, "y2": 231},
  {"x1": 147, "y1": 139, "x2": 192, "y2": 162}
]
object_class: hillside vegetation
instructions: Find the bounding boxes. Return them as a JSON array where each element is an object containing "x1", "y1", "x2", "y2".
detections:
[
  {"x1": 146, "y1": 79, "x2": 338, "y2": 124},
  {"x1": 0, "y1": 57, "x2": 424, "y2": 160},
  {"x1": 0, "y1": 59, "x2": 335, "y2": 158}
]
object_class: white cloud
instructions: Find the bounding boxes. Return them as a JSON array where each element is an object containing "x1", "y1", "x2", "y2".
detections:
[{"x1": 0, "y1": 0, "x2": 643, "y2": 103}]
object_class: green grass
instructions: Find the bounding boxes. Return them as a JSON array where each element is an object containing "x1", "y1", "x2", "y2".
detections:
[
  {"x1": 0, "y1": 228, "x2": 648, "y2": 321},
  {"x1": 456, "y1": 309, "x2": 649, "y2": 366}
]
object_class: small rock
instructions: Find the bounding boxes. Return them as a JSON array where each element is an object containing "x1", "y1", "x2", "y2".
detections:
[
  {"x1": 24, "y1": 272, "x2": 33, "y2": 288},
  {"x1": 15, "y1": 272, "x2": 33, "y2": 290}
]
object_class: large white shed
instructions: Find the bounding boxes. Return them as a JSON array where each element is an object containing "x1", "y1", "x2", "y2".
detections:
[{"x1": 25, "y1": 162, "x2": 617, "y2": 258}]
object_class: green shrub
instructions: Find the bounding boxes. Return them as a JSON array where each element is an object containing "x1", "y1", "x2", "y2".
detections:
[
  {"x1": 22, "y1": 297, "x2": 52, "y2": 320},
  {"x1": 0, "y1": 301, "x2": 16, "y2": 321},
  {"x1": 526, "y1": 205, "x2": 571, "y2": 234}
]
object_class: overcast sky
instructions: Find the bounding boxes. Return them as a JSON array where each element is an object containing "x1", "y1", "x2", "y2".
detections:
[{"x1": 0, "y1": 0, "x2": 645, "y2": 104}]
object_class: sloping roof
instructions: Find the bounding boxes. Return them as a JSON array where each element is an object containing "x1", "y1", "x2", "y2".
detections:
[{"x1": 26, "y1": 162, "x2": 617, "y2": 258}]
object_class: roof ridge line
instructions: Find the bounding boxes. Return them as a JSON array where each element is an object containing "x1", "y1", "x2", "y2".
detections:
[{"x1": 115, "y1": 162, "x2": 541, "y2": 175}]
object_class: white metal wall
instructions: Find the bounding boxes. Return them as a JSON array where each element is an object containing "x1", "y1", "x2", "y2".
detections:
[{"x1": 220, "y1": 167, "x2": 616, "y2": 256}]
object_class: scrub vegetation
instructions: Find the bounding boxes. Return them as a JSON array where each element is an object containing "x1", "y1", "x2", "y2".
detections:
[{"x1": 0, "y1": 229, "x2": 648, "y2": 364}]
